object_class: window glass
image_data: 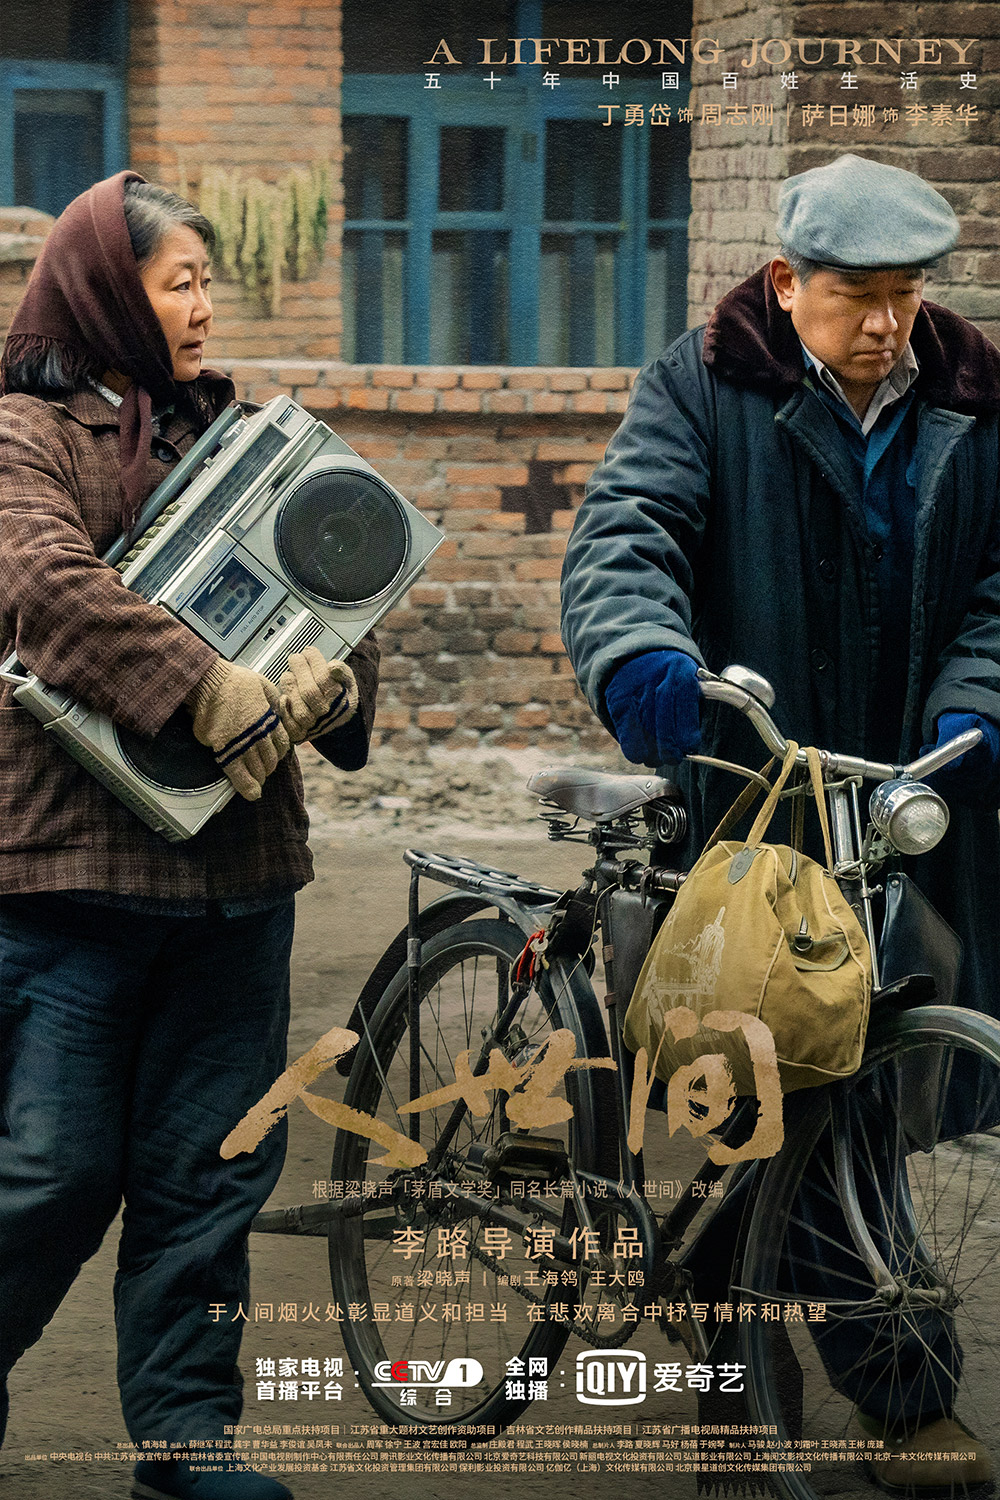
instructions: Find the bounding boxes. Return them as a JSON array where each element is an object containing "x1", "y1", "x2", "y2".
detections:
[
  {"x1": 341, "y1": 0, "x2": 692, "y2": 365},
  {"x1": 431, "y1": 232, "x2": 509, "y2": 364},
  {"x1": 439, "y1": 127, "x2": 504, "y2": 213},
  {"x1": 649, "y1": 115, "x2": 691, "y2": 221},
  {"x1": 343, "y1": 231, "x2": 406, "y2": 365},
  {"x1": 344, "y1": 0, "x2": 516, "y2": 74},
  {"x1": 14, "y1": 90, "x2": 105, "y2": 216},
  {"x1": 539, "y1": 232, "x2": 616, "y2": 365},
  {"x1": 343, "y1": 117, "x2": 408, "y2": 221},
  {"x1": 1, "y1": 0, "x2": 124, "y2": 62},
  {"x1": 544, "y1": 121, "x2": 621, "y2": 222}
]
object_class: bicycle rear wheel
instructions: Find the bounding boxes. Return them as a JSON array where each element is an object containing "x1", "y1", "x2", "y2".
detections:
[
  {"x1": 740, "y1": 1005, "x2": 1000, "y2": 1499},
  {"x1": 328, "y1": 916, "x2": 618, "y2": 1430}
]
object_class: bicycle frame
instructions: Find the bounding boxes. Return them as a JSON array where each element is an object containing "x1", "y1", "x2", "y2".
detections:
[{"x1": 255, "y1": 668, "x2": 975, "y2": 1361}]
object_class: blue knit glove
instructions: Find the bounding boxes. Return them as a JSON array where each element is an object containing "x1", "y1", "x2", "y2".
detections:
[
  {"x1": 921, "y1": 711, "x2": 1000, "y2": 806},
  {"x1": 604, "y1": 650, "x2": 702, "y2": 766}
]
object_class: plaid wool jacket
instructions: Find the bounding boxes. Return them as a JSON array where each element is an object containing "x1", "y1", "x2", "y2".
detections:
[{"x1": 0, "y1": 385, "x2": 379, "y2": 898}]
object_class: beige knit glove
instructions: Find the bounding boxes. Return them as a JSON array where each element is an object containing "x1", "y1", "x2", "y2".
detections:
[
  {"x1": 278, "y1": 646, "x2": 359, "y2": 745},
  {"x1": 185, "y1": 659, "x2": 291, "y2": 801}
]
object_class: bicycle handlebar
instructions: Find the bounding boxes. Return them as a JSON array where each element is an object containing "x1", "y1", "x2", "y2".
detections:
[{"x1": 696, "y1": 668, "x2": 982, "y2": 782}]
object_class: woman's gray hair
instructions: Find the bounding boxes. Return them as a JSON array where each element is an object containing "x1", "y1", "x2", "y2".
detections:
[{"x1": 123, "y1": 180, "x2": 215, "y2": 267}]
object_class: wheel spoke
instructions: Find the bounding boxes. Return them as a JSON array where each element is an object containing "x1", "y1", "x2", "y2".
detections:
[
  {"x1": 740, "y1": 1015, "x2": 1000, "y2": 1499},
  {"x1": 328, "y1": 919, "x2": 612, "y2": 1429}
]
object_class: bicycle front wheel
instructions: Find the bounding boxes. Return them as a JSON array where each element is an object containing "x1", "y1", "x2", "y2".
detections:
[
  {"x1": 328, "y1": 916, "x2": 617, "y2": 1430},
  {"x1": 740, "y1": 1004, "x2": 1000, "y2": 1500}
]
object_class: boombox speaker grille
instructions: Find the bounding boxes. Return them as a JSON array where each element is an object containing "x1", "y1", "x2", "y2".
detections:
[
  {"x1": 116, "y1": 709, "x2": 224, "y2": 791},
  {"x1": 276, "y1": 469, "x2": 408, "y2": 606}
]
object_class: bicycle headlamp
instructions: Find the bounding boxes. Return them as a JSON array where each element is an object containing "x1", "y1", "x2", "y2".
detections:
[{"x1": 869, "y1": 780, "x2": 949, "y2": 855}]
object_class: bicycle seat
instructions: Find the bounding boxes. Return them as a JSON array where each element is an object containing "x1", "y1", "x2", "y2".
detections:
[{"x1": 527, "y1": 767, "x2": 680, "y2": 822}]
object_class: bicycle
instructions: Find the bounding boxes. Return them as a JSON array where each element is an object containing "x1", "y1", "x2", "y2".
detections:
[{"x1": 255, "y1": 664, "x2": 1000, "y2": 1499}]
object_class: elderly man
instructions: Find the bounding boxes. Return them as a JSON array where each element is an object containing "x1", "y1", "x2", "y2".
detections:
[{"x1": 561, "y1": 154, "x2": 1000, "y2": 1488}]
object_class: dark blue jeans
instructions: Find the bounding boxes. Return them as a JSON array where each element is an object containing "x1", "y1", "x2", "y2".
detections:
[{"x1": 0, "y1": 892, "x2": 293, "y2": 1444}]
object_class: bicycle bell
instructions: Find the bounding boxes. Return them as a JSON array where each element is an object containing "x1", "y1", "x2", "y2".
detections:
[{"x1": 869, "y1": 779, "x2": 949, "y2": 855}]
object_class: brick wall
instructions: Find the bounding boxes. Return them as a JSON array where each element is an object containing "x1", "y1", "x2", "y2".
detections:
[
  {"x1": 688, "y1": 1, "x2": 1000, "y2": 340},
  {"x1": 688, "y1": 0, "x2": 793, "y2": 321},
  {"x1": 128, "y1": 0, "x2": 345, "y2": 360},
  {"x1": 218, "y1": 360, "x2": 632, "y2": 754},
  {"x1": 0, "y1": 210, "x2": 52, "y2": 343}
]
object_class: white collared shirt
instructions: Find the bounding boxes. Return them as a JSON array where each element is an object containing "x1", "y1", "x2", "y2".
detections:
[
  {"x1": 800, "y1": 341, "x2": 919, "y2": 436},
  {"x1": 89, "y1": 377, "x2": 124, "y2": 409}
]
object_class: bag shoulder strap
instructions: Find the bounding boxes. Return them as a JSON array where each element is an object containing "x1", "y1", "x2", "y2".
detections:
[
  {"x1": 703, "y1": 756, "x2": 776, "y2": 853},
  {"x1": 804, "y1": 745, "x2": 835, "y2": 872},
  {"x1": 745, "y1": 741, "x2": 800, "y2": 846}
]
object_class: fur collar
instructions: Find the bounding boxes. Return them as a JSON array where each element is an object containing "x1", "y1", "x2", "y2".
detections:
[{"x1": 702, "y1": 265, "x2": 1000, "y2": 416}]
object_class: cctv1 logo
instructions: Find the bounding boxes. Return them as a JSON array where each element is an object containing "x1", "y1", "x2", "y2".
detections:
[
  {"x1": 576, "y1": 1351, "x2": 646, "y2": 1406},
  {"x1": 372, "y1": 1358, "x2": 485, "y2": 1388}
]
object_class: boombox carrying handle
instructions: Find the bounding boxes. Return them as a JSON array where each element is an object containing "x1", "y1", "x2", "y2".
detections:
[{"x1": 101, "y1": 403, "x2": 246, "y2": 568}]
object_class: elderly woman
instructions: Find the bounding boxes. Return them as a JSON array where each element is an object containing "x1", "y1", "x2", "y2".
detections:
[{"x1": 0, "y1": 173, "x2": 378, "y2": 1500}]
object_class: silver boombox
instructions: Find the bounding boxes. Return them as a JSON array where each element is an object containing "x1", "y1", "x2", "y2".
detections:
[{"x1": 1, "y1": 397, "x2": 443, "y2": 841}]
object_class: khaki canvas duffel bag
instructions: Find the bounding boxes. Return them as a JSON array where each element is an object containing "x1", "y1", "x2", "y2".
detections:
[{"x1": 623, "y1": 743, "x2": 872, "y2": 1094}]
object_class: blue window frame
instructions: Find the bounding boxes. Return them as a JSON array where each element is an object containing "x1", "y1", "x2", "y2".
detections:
[
  {"x1": 0, "y1": 0, "x2": 127, "y2": 217},
  {"x1": 343, "y1": 0, "x2": 691, "y2": 366}
]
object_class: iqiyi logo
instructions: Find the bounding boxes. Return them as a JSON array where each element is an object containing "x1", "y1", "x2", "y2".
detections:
[{"x1": 575, "y1": 1350, "x2": 647, "y2": 1406}]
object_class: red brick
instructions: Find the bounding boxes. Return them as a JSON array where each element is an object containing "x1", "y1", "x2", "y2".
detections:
[
  {"x1": 587, "y1": 369, "x2": 630, "y2": 390},
  {"x1": 347, "y1": 438, "x2": 399, "y2": 461},
  {"x1": 570, "y1": 391, "x2": 610, "y2": 415},
  {"x1": 407, "y1": 584, "x2": 449, "y2": 607},
  {"x1": 441, "y1": 389, "x2": 485, "y2": 413},
  {"x1": 461, "y1": 706, "x2": 504, "y2": 730},
  {"x1": 494, "y1": 630, "x2": 538, "y2": 654},
  {"x1": 515, "y1": 559, "x2": 563, "y2": 580},
  {"x1": 531, "y1": 393, "x2": 568, "y2": 414},
  {"x1": 431, "y1": 561, "x2": 504, "y2": 582},
  {"x1": 484, "y1": 392, "x2": 529, "y2": 414},
  {"x1": 556, "y1": 463, "x2": 596, "y2": 485},
  {"x1": 415, "y1": 368, "x2": 460, "y2": 388},
  {"x1": 548, "y1": 371, "x2": 589, "y2": 391},
  {"x1": 375, "y1": 709, "x2": 413, "y2": 730},
  {"x1": 446, "y1": 464, "x2": 530, "y2": 487},
  {"x1": 321, "y1": 365, "x2": 374, "y2": 387},
  {"x1": 282, "y1": 365, "x2": 321, "y2": 386},
  {"x1": 506, "y1": 369, "x2": 550, "y2": 390},
  {"x1": 443, "y1": 491, "x2": 502, "y2": 511},
  {"x1": 533, "y1": 677, "x2": 578, "y2": 703},
  {"x1": 540, "y1": 632, "x2": 565, "y2": 654},
  {"x1": 244, "y1": 384, "x2": 293, "y2": 404},
  {"x1": 346, "y1": 388, "x2": 390, "y2": 411},
  {"x1": 372, "y1": 368, "x2": 415, "y2": 388},
  {"x1": 460, "y1": 370, "x2": 503, "y2": 389},
  {"x1": 417, "y1": 707, "x2": 458, "y2": 730},
  {"x1": 489, "y1": 680, "x2": 535, "y2": 706},
  {"x1": 460, "y1": 534, "x2": 519, "y2": 558},
  {"x1": 481, "y1": 513, "x2": 526, "y2": 532},
  {"x1": 536, "y1": 440, "x2": 608, "y2": 462},
  {"x1": 392, "y1": 390, "x2": 437, "y2": 414},
  {"x1": 515, "y1": 705, "x2": 551, "y2": 728}
]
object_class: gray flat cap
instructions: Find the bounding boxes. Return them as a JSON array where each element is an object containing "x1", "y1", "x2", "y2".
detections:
[{"x1": 777, "y1": 153, "x2": 959, "y2": 267}]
